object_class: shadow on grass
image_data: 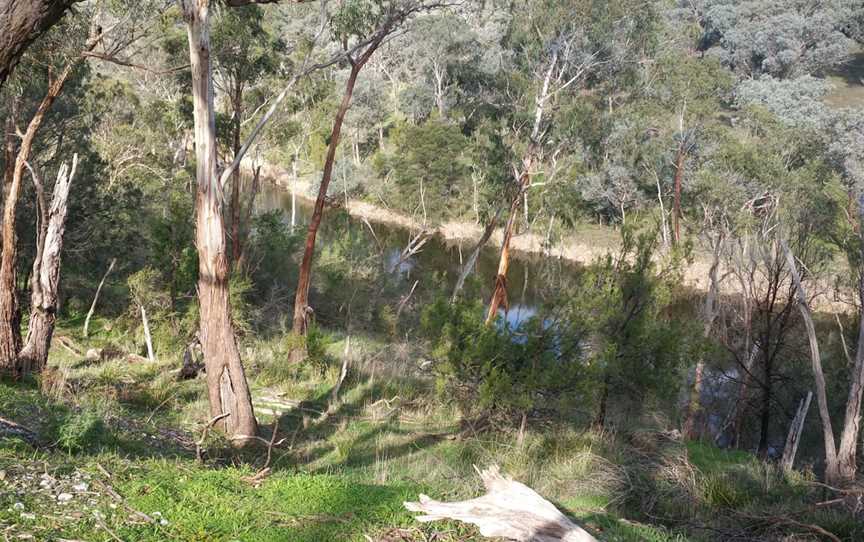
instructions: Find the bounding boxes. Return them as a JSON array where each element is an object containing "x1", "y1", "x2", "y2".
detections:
[{"x1": 255, "y1": 375, "x2": 453, "y2": 474}]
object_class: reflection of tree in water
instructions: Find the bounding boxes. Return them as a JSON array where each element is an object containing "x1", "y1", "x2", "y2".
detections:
[{"x1": 255, "y1": 183, "x2": 584, "y2": 332}]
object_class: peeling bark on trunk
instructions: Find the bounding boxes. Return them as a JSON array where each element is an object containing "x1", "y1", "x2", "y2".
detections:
[
  {"x1": 182, "y1": 0, "x2": 257, "y2": 443},
  {"x1": 485, "y1": 47, "x2": 559, "y2": 327},
  {"x1": 485, "y1": 164, "x2": 531, "y2": 326},
  {"x1": 18, "y1": 156, "x2": 77, "y2": 373},
  {"x1": 0, "y1": 62, "x2": 75, "y2": 377},
  {"x1": 405, "y1": 465, "x2": 598, "y2": 542}
]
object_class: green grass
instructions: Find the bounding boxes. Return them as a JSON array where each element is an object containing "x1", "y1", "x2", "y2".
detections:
[{"x1": 1, "y1": 322, "x2": 861, "y2": 542}]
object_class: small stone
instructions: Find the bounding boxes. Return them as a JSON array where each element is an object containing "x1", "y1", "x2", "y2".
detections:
[
  {"x1": 12, "y1": 502, "x2": 24, "y2": 511},
  {"x1": 57, "y1": 493, "x2": 73, "y2": 503},
  {"x1": 73, "y1": 482, "x2": 89, "y2": 492}
]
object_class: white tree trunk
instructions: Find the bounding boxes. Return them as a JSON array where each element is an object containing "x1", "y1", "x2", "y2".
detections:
[
  {"x1": 141, "y1": 306, "x2": 154, "y2": 362},
  {"x1": 18, "y1": 155, "x2": 77, "y2": 373},
  {"x1": 781, "y1": 391, "x2": 812, "y2": 472},
  {"x1": 781, "y1": 238, "x2": 841, "y2": 484},
  {"x1": 83, "y1": 257, "x2": 116, "y2": 338}
]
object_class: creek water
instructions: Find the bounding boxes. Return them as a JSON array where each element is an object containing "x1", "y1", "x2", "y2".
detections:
[{"x1": 257, "y1": 182, "x2": 581, "y2": 328}]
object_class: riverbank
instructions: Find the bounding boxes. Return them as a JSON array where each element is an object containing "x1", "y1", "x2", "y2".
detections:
[
  {"x1": 255, "y1": 162, "x2": 725, "y2": 291},
  {"x1": 256, "y1": 162, "x2": 852, "y2": 309}
]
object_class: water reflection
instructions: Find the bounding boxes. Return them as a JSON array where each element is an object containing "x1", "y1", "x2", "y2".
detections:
[{"x1": 256, "y1": 182, "x2": 581, "y2": 324}]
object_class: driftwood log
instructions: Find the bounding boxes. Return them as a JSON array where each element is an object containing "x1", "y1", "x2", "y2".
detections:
[{"x1": 404, "y1": 466, "x2": 598, "y2": 542}]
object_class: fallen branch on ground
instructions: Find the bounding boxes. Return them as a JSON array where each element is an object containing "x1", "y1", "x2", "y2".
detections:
[
  {"x1": 196, "y1": 413, "x2": 230, "y2": 463},
  {"x1": 0, "y1": 416, "x2": 38, "y2": 445},
  {"x1": 404, "y1": 465, "x2": 598, "y2": 541}
]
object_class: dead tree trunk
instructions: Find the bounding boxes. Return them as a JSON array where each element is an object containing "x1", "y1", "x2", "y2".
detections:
[
  {"x1": 0, "y1": 62, "x2": 76, "y2": 377},
  {"x1": 18, "y1": 156, "x2": 77, "y2": 373},
  {"x1": 292, "y1": 37, "x2": 385, "y2": 340},
  {"x1": 405, "y1": 465, "x2": 598, "y2": 542},
  {"x1": 485, "y1": 165, "x2": 531, "y2": 325},
  {"x1": 83, "y1": 258, "x2": 116, "y2": 337},
  {"x1": 781, "y1": 239, "x2": 841, "y2": 484},
  {"x1": 485, "y1": 43, "x2": 562, "y2": 327},
  {"x1": 780, "y1": 391, "x2": 812, "y2": 472},
  {"x1": 182, "y1": 0, "x2": 257, "y2": 443}
]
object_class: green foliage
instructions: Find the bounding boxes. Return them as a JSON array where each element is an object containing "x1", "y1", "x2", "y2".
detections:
[
  {"x1": 56, "y1": 411, "x2": 111, "y2": 453},
  {"x1": 377, "y1": 119, "x2": 473, "y2": 221},
  {"x1": 565, "y1": 227, "x2": 699, "y2": 419},
  {"x1": 421, "y1": 298, "x2": 581, "y2": 418}
]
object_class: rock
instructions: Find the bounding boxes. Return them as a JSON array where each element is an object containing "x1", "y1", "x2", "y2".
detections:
[
  {"x1": 85, "y1": 348, "x2": 102, "y2": 362},
  {"x1": 57, "y1": 492, "x2": 73, "y2": 503},
  {"x1": 73, "y1": 482, "x2": 88, "y2": 492},
  {"x1": 12, "y1": 502, "x2": 24, "y2": 511}
]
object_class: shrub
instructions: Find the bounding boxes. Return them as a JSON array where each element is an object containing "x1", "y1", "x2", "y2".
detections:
[{"x1": 57, "y1": 410, "x2": 112, "y2": 452}]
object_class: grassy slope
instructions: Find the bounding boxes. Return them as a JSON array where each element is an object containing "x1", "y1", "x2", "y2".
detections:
[{"x1": 1, "y1": 322, "x2": 860, "y2": 541}]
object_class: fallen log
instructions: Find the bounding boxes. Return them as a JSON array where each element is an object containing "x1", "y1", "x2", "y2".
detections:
[{"x1": 404, "y1": 465, "x2": 598, "y2": 542}]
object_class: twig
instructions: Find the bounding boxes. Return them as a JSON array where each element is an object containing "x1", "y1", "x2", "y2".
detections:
[
  {"x1": 196, "y1": 413, "x2": 230, "y2": 463},
  {"x1": 228, "y1": 434, "x2": 287, "y2": 447},
  {"x1": 145, "y1": 392, "x2": 178, "y2": 424},
  {"x1": 93, "y1": 479, "x2": 156, "y2": 524},
  {"x1": 93, "y1": 514, "x2": 125, "y2": 542},
  {"x1": 54, "y1": 335, "x2": 83, "y2": 356}
]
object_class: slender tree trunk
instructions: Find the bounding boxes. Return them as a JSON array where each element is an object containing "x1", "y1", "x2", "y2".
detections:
[
  {"x1": 230, "y1": 88, "x2": 243, "y2": 266},
  {"x1": 781, "y1": 238, "x2": 841, "y2": 484},
  {"x1": 672, "y1": 145, "x2": 685, "y2": 245},
  {"x1": 292, "y1": 40, "x2": 383, "y2": 340},
  {"x1": 485, "y1": 165, "x2": 530, "y2": 325},
  {"x1": 484, "y1": 48, "x2": 556, "y2": 327},
  {"x1": 83, "y1": 257, "x2": 116, "y2": 337},
  {"x1": 757, "y1": 352, "x2": 773, "y2": 457},
  {"x1": 183, "y1": 0, "x2": 257, "y2": 443},
  {"x1": 835, "y1": 202, "x2": 864, "y2": 483},
  {"x1": 0, "y1": 63, "x2": 74, "y2": 377},
  {"x1": 3, "y1": 103, "x2": 15, "y2": 197},
  {"x1": 18, "y1": 156, "x2": 76, "y2": 373},
  {"x1": 451, "y1": 208, "x2": 501, "y2": 303}
]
